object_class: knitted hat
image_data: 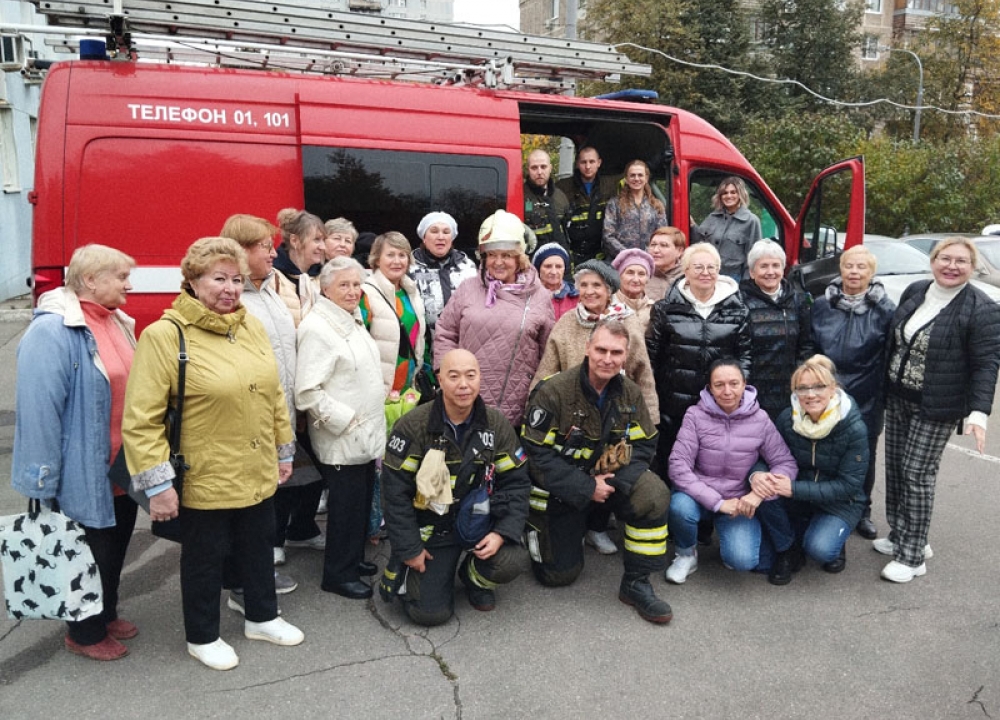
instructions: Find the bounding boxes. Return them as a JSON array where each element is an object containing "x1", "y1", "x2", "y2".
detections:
[
  {"x1": 417, "y1": 211, "x2": 458, "y2": 242},
  {"x1": 478, "y1": 210, "x2": 527, "y2": 254},
  {"x1": 532, "y1": 242, "x2": 570, "y2": 271},
  {"x1": 574, "y1": 259, "x2": 620, "y2": 294},
  {"x1": 612, "y1": 248, "x2": 654, "y2": 278}
]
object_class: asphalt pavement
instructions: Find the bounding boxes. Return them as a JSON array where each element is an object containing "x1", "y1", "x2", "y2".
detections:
[{"x1": 1, "y1": 307, "x2": 998, "y2": 720}]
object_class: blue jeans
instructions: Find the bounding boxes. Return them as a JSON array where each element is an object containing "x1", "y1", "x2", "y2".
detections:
[
  {"x1": 669, "y1": 491, "x2": 760, "y2": 572},
  {"x1": 793, "y1": 510, "x2": 851, "y2": 564}
]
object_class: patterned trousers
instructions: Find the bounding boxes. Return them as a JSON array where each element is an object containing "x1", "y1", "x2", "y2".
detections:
[{"x1": 884, "y1": 394, "x2": 954, "y2": 567}]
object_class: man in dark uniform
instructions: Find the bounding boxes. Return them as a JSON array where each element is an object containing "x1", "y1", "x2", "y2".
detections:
[
  {"x1": 381, "y1": 349, "x2": 530, "y2": 626},
  {"x1": 521, "y1": 320, "x2": 673, "y2": 624},
  {"x1": 556, "y1": 146, "x2": 620, "y2": 267},
  {"x1": 523, "y1": 149, "x2": 571, "y2": 256}
]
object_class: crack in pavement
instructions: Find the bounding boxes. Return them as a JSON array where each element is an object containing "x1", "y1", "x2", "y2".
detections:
[
  {"x1": 0, "y1": 619, "x2": 23, "y2": 643},
  {"x1": 208, "y1": 652, "x2": 419, "y2": 692},
  {"x1": 855, "y1": 605, "x2": 921, "y2": 617},
  {"x1": 968, "y1": 685, "x2": 992, "y2": 718}
]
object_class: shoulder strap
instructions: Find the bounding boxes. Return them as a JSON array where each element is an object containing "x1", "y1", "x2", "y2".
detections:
[
  {"x1": 163, "y1": 318, "x2": 188, "y2": 454},
  {"x1": 367, "y1": 282, "x2": 417, "y2": 361}
]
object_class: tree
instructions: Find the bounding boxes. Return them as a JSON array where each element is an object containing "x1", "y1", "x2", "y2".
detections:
[{"x1": 755, "y1": 0, "x2": 866, "y2": 110}]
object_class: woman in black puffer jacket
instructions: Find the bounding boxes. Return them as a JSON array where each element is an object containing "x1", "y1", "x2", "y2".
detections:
[
  {"x1": 876, "y1": 237, "x2": 1000, "y2": 584},
  {"x1": 647, "y1": 242, "x2": 751, "y2": 473}
]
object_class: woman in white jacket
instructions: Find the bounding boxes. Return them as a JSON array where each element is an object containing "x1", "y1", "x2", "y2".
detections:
[{"x1": 295, "y1": 257, "x2": 387, "y2": 600}]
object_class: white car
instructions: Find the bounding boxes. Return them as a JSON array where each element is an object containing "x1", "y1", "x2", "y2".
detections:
[{"x1": 865, "y1": 239, "x2": 1000, "y2": 305}]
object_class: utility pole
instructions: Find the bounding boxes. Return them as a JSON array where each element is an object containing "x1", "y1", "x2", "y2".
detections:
[{"x1": 883, "y1": 46, "x2": 924, "y2": 142}]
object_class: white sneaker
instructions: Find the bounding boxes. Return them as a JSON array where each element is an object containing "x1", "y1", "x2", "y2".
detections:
[
  {"x1": 285, "y1": 534, "x2": 326, "y2": 550},
  {"x1": 665, "y1": 551, "x2": 698, "y2": 584},
  {"x1": 245, "y1": 617, "x2": 304, "y2": 646},
  {"x1": 585, "y1": 530, "x2": 618, "y2": 555},
  {"x1": 881, "y1": 560, "x2": 927, "y2": 583},
  {"x1": 273, "y1": 546, "x2": 286, "y2": 566},
  {"x1": 187, "y1": 638, "x2": 239, "y2": 670},
  {"x1": 316, "y1": 489, "x2": 329, "y2": 515},
  {"x1": 872, "y1": 538, "x2": 933, "y2": 559}
]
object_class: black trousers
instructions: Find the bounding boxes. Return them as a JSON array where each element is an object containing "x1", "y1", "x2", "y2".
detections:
[
  {"x1": 317, "y1": 461, "x2": 375, "y2": 588},
  {"x1": 66, "y1": 493, "x2": 138, "y2": 645},
  {"x1": 274, "y1": 480, "x2": 324, "y2": 545},
  {"x1": 180, "y1": 497, "x2": 278, "y2": 644}
]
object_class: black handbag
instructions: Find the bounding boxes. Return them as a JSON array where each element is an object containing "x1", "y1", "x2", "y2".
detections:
[{"x1": 151, "y1": 319, "x2": 188, "y2": 542}]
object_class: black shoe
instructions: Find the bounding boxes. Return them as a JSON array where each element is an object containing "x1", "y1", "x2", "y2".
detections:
[
  {"x1": 823, "y1": 547, "x2": 847, "y2": 574},
  {"x1": 459, "y1": 557, "x2": 496, "y2": 612},
  {"x1": 768, "y1": 550, "x2": 793, "y2": 586},
  {"x1": 358, "y1": 561, "x2": 378, "y2": 576},
  {"x1": 856, "y1": 517, "x2": 877, "y2": 540},
  {"x1": 618, "y1": 575, "x2": 673, "y2": 624},
  {"x1": 322, "y1": 580, "x2": 373, "y2": 599}
]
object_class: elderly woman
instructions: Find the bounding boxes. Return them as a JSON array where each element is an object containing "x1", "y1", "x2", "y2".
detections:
[
  {"x1": 696, "y1": 177, "x2": 762, "y2": 279},
  {"x1": 360, "y1": 231, "x2": 427, "y2": 394},
  {"x1": 666, "y1": 359, "x2": 798, "y2": 585},
  {"x1": 811, "y1": 245, "x2": 895, "y2": 541},
  {"x1": 763, "y1": 355, "x2": 870, "y2": 575},
  {"x1": 123, "y1": 237, "x2": 303, "y2": 671},
  {"x1": 533, "y1": 241, "x2": 579, "y2": 321},
  {"x1": 409, "y1": 211, "x2": 477, "y2": 345},
  {"x1": 612, "y1": 248, "x2": 656, "y2": 329},
  {"x1": 323, "y1": 217, "x2": 358, "y2": 261},
  {"x1": 603, "y1": 159, "x2": 667, "y2": 260},
  {"x1": 296, "y1": 257, "x2": 387, "y2": 598},
  {"x1": 274, "y1": 208, "x2": 325, "y2": 325},
  {"x1": 220, "y1": 214, "x2": 317, "y2": 585},
  {"x1": 13, "y1": 245, "x2": 138, "y2": 661},
  {"x1": 646, "y1": 226, "x2": 686, "y2": 301},
  {"x1": 434, "y1": 209, "x2": 554, "y2": 425},
  {"x1": 739, "y1": 239, "x2": 815, "y2": 420},
  {"x1": 647, "y1": 242, "x2": 752, "y2": 470},
  {"x1": 876, "y1": 237, "x2": 1000, "y2": 582}
]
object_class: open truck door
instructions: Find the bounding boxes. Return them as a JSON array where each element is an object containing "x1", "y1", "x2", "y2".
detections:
[{"x1": 787, "y1": 157, "x2": 866, "y2": 298}]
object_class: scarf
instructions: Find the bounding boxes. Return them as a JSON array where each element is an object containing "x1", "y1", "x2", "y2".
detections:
[
  {"x1": 575, "y1": 298, "x2": 634, "y2": 327},
  {"x1": 484, "y1": 271, "x2": 527, "y2": 308},
  {"x1": 791, "y1": 389, "x2": 848, "y2": 440}
]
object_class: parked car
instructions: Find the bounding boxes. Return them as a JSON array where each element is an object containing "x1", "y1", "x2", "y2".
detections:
[
  {"x1": 865, "y1": 239, "x2": 1000, "y2": 304},
  {"x1": 897, "y1": 233, "x2": 1000, "y2": 288}
]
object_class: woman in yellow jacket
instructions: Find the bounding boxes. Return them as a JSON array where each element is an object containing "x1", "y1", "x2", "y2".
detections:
[{"x1": 123, "y1": 237, "x2": 303, "y2": 671}]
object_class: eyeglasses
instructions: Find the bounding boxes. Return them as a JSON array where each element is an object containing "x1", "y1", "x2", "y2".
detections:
[
  {"x1": 794, "y1": 385, "x2": 828, "y2": 397},
  {"x1": 691, "y1": 264, "x2": 719, "y2": 275},
  {"x1": 252, "y1": 240, "x2": 274, "y2": 251},
  {"x1": 936, "y1": 255, "x2": 971, "y2": 267}
]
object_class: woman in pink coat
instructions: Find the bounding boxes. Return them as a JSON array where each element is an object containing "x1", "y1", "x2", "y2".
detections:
[{"x1": 434, "y1": 210, "x2": 554, "y2": 425}]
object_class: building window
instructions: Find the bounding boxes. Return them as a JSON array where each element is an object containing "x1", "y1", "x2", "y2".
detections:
[
  {"x1": 396, "y1": 0, "x2": 407, "y2": 7},
  {"x1": 862, "y1": 35, "x2": 880, "y2": 60},
  {"x1": 866, "y1": 0, "x2": 882, "y2": 12},
  {"x1": 0, "y1": 108, "x2": 20, "y2": 193},
  {"x1": 551, "y1": 0, "x2": 560, "y2": 20}
]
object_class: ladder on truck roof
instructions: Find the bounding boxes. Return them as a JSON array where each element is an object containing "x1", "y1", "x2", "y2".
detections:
[{"x1": 25, "y1": 0, "x2": 651, "y2": 92}]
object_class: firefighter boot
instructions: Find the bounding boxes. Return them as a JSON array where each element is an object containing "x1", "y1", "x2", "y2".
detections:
[
  {"x1": 459, "y1": 556, "x2": 496, "y2": 612},
  {"x1": 618, "y1": 573, "x2": 673, "y2": 624}
]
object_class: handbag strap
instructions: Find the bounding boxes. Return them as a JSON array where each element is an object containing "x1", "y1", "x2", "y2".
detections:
[
  {"x1": 367, "y1": 282, "x2": 418, "y2": 379},
  {"x1": 164, "y1": 318, "x2": 188, "y2": 454}
]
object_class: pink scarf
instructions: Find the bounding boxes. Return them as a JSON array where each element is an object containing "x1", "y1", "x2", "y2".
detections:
[{"x1": 484, "y1": 271, "x2": 528, "y2": 308}]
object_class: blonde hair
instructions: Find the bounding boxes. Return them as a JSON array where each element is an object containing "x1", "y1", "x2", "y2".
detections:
[
  {"x1": 680, "y1": 242, "x2": 721, "y2": 271},
  {"x1": 711, "y1": 177, "x2": 750, "y2": 212},
  {"x1": 838, "y1": 245, "x2": 878, "y2": 274},
  {"x1": 929, "y1": 236, "x2": 979, "y2": 267},
  {"x1": 220, "y1": 214, "x2": 277, "y2": 246},
  {"x1": 324, "y1": 217, "x2": 359, "y2": 242},
  {"x1": 65, "y1": 244, "x2": 136, "y2": 293},
  {"x1": 790, "y1": 354, "x2": 839, "y2": 392},
  {"x1": 180, "y1": 237, "x2": 248, "y2": 291},
  {"x1": 368, "y1": 231, "x2": 413, "y2": 272}
]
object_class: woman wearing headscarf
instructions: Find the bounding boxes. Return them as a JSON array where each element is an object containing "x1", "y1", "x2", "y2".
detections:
[{"x1": 434, "y1": 209, "x2": 554, "y2": 425}]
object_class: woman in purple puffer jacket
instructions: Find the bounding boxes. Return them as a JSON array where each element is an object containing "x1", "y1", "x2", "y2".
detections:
[{"x1": 665, "y1": 359, "x2": 797, "y2": 585}]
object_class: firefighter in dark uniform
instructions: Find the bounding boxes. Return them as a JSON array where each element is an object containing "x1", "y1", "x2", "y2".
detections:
[
  {"x1": 380, "y1": 349, "x2": 530, "y2": 626},
  {"x1": 556, "y1": 146, "x2": 620, "y2": 268},
  {"x1": 524, "y1": 149, "x2": 571, "y2": 259},
  {"x1": 522, "y1": 319, "x2": 673, "y2": 624}
]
